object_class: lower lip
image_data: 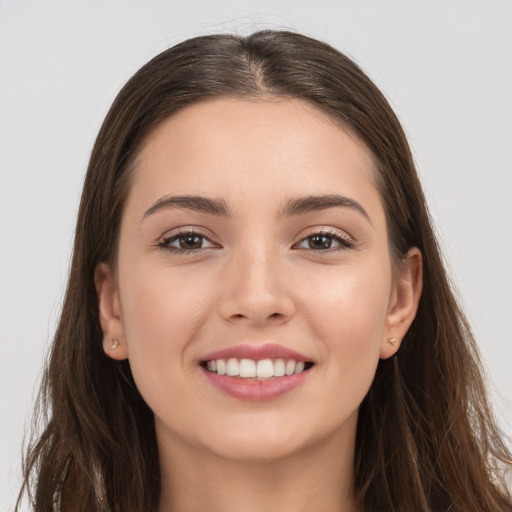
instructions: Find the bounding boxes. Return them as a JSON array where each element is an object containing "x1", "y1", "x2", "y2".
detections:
[{"x1": 201, "y1": 367, "x2": 312, "y2": 401}]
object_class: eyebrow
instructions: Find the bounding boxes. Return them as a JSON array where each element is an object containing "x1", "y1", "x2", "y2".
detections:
[
  {"x1": 143, "y1": 193, "x2": 371, "y2": 224},
  {"x1": 143, "y1": 195, "x2": 231, "y2": 218},
  {"x1": 280, "y1": 194, "x2": 371, "y2": 223}
]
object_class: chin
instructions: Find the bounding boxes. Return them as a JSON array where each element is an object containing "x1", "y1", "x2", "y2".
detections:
[
  {"x1": 196, "y1": 413, "x2": 337, "y2": 464},
  {"x1": 207, "y1": 433, "x2": 309, "y2": 464}
]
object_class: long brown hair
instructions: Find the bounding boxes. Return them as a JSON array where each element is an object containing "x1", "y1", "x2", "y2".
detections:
[{"x1": 18, "y1": 30, "x2": 511, "y2": 512}]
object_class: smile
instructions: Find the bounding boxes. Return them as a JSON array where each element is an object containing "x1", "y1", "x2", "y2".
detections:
[
  {"x1": 199, "y1": 344, "x2": 315, "y2": 401},
  {"x1": 203, "y1": 358, "x2": 313, "y2": 379}
]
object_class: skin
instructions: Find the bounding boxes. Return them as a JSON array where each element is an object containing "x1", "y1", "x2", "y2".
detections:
[{"x1": 96, "y1": 98, "x2": 422, "y2": 512}]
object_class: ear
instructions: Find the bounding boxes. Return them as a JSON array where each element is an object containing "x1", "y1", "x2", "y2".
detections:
[
  {"x1": 380, "y1": 247, "x2": 423, "y2": 359},
  {"x1": 94, "y1": 262, "x2": 128, "y2": 360}
]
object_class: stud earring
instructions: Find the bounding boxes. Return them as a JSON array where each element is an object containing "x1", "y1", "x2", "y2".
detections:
[
  {"x1": 110, "y1": 339, "x2": 119, "y2": 350},
  {"x1": 388, "y1": 337, "x2": 397, "y2": 345}
]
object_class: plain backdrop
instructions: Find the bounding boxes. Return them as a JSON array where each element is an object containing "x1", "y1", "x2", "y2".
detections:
[{"x1": 1, "y1": 1, "x2": 511, "y2": 510}]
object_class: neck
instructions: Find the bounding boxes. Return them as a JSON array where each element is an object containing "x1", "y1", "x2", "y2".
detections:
[{"x1": 157, "y1": 415, "x2": 359, "y2": 512}]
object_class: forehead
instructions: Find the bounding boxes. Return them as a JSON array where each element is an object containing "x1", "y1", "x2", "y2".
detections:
[{"x1": 127, "y1": 98, "x2": 380, "y2": 216}]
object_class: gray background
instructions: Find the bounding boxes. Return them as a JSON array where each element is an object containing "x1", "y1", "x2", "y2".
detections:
[{"x1": 1, "y1": 1, "x2": 511, "y2": 509}]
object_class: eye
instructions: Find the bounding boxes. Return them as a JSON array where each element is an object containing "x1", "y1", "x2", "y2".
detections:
[
  {"x1": 158, "y1": 229, "x2": 219, "y2": 253},
  {"x1": 294, "y1": 230, "x2": 354, "y2": 251}
]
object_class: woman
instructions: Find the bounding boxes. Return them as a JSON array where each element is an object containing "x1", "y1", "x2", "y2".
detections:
[{"x1": 18, "y1": 30, "x2": 511, "y2": 512}]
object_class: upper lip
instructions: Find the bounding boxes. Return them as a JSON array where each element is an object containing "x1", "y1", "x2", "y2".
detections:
[{"x1": 201, "y1": 343, "x2": 312, "y2": 363}]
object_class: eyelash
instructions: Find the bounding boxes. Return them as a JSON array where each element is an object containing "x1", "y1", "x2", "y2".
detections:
[
  {"x1": 157, "y1": 228, "x2": 355, "y2": 255},
  {"x1": 157, "y1": 229, "x2": 219, "y2": 256}
]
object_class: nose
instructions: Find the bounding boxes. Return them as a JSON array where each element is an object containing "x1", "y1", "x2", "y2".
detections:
[{"x1": 218, "y1": 245, "x2": 296, "y2": 326}]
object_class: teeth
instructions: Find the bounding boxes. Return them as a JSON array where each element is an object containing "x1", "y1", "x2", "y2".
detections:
[
  {"x1": 256, "y1": 359, "x2": 274, "y2": 379},
  {"x1": 204, "y1": 358, "x2": 310, "y2": 379},
  {"x1": 274, "y1": 358, "x2": 286, "y2": 377},
  {"x1": 239, "y1": 359, "x2": 256, "y2": 378},
  {"x1": 285, "y1": 360, "x2": 296, "y2": 376},
  {"x1": 216, "y1": 359, "x2": 227, "y2": 375},
  {"x1": 226, "y1": 358, "x2": 239, "y2": 376}
]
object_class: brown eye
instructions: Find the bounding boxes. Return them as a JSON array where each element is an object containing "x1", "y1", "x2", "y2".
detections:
[
  {"x1": 295, "y1": 231, "x2": 354, "y2": 252},
  {"x1": 177, "y1": 233, "x2": 204, "y2": 250},
  {"x1": 159, "y1": 230, "x2": 218, "y2": 253},
  {"x1": 308, "y1": 234, "x2": 334, "y2": 250}
]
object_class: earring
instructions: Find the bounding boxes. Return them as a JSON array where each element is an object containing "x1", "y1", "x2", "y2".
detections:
[
  {"x1": 388, "y1": 337, "x2": 397, "y2": 345},
  {"x1": 110, "y1": 339, "x2": 119, "y2": 350}
]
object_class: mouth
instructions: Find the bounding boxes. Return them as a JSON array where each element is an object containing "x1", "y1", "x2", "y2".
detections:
[
  {"x1": 199, "y1": 344, "x2": 315, "y2": 401},
  {"x1": 200, "y1": 358, "x2": 314, "y2": 380}
]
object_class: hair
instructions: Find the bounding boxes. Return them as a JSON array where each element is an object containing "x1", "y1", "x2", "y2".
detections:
[{"x1": 18, "y1": 30, "x2": 511, "y2": 512}]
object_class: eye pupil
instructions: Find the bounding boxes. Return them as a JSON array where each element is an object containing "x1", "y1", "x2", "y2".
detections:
[
  {"x1": 179, "y1": 234, "x2": 202, "y2": 249},
  {"x1": 308, "y1": 234, "x2": 332, "y2": 249}
]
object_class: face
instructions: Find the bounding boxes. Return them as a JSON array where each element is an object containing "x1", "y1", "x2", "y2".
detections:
[{"x1": 96, "y1": 98, "x2": 421, "y2": 463}]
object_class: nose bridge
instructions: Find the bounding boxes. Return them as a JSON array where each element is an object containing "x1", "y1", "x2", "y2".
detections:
[{"x1": 219, "y1": 236, "x2": 294, "y2": 324}]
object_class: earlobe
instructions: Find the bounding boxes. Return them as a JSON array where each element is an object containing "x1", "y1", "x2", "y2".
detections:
[
  {"x1": 94, "y1": 262, "x2": 128, "y2": 360},
  {"x1": 380, "y1": 247, "x2": 423, "y2": 359}
]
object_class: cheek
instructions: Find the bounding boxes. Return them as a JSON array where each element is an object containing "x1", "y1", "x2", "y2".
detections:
[
  {"x1": 121, "y1": 260, "x2": 217, "y2": 340},
  {"x1": 117, "y1": 262, "x2": 217, "y2": 402},
  {"x1": 305, "y1": 261, "x2": 391, "y2": 340},
  {"x1": 303, "y1": 263, "x2": 391, "y2": 399}
]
